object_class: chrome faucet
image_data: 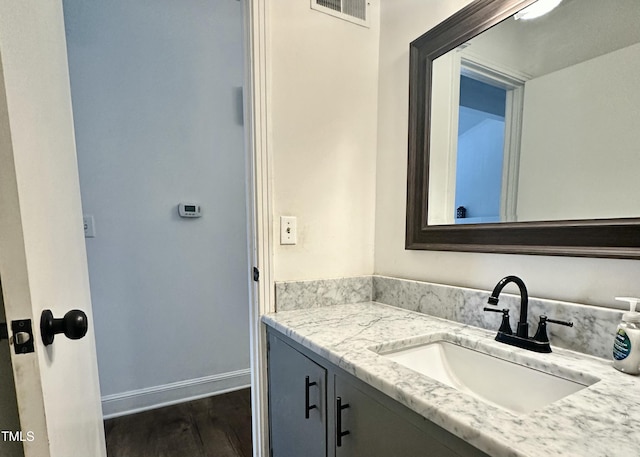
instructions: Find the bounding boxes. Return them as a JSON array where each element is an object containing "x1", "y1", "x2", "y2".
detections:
[
  {"x1": 488, "y1": 275, "x2": 529, "y2": 338},
  {"x1": 484, "y1": 276, "x2": 573, "y2": 353}
]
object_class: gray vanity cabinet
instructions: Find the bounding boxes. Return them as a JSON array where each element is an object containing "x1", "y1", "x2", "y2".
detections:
[
  {"x1": 334, "y1": 374, "x2": 461, "y2": 457},
  {"x1": 267, "y1": 332, "x2": 327, "y2": 457},
  {"x1": 267, "y1": 329, "x2": 489, "y2": 457}
]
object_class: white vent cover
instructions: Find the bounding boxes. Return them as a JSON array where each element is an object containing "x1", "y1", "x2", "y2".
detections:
[{"x1": 311, "y1": 0, "x2": 370, "y2": 27}]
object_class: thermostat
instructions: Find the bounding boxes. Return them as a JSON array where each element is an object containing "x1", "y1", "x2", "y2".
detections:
[{"x1": 178, "y1": 203, "x2": 202, "y2": 218}]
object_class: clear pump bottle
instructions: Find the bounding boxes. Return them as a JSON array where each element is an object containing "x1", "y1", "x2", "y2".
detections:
[{"x1": 613, "y1": 297, "x2": 640, "y2": 375}]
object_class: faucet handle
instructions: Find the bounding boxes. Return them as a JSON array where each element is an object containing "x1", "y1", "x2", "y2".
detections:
[
  {"x1": 533, "y1": 315, "x2": 573, "y2": 343},
  {"x1": 483, "y1": 307, "x2": 513, "y2": 335},
  {"x1": 546, "y1": 317, "x2": 573, "y2": 327}
]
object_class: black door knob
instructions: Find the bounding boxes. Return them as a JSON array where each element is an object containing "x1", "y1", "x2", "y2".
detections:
[{"x1": 40, "y1": 309, "x2": 88, "y2": 346}]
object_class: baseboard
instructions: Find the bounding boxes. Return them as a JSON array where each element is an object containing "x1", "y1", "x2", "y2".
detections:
[{"x1": 101, "y1": 368, "x2": 251, "y2": 419}]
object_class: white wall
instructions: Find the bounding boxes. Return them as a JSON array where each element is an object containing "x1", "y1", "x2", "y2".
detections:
[
  {"x1": 63, "y1": 0, "x2": 250, "y2": 413},
  {"x1": 270, "y1": 0, "x2": 380, "y2": 281},
  {"x1": 517, "y1": 42, "x2": 640, "y2": 221},
  {"x1": 428, "y1": 51, "x2": 460, "y2": 225},
  {"x1": 374, "y1": 0, "x2": 640, "y2": 308}
]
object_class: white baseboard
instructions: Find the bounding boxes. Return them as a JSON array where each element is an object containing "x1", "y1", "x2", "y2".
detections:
[{"x1": 101, "y1": 368, "x2": 251, "y2": 419}]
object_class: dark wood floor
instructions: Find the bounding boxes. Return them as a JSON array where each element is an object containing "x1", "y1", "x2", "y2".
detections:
[{"x1": 104, "y1": 388, "x2": 252, "y2": 457}]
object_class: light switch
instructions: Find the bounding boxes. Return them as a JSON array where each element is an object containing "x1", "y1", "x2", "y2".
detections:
[
  {"x1": 83, "y1": 215, "x2": 96, "y2": 238},
  {"x1": 280, "y1": 216, "x2": 297, "y2": 245}
]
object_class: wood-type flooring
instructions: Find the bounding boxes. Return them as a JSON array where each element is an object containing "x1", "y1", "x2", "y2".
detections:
[{"x1": 104, "y1": 388, "x2": 252, "y2": 457}]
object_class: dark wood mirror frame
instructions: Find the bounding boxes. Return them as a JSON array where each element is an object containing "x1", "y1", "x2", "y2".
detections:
[{"x1": 406, "y1": 0, "x2": 640, "y2": 259}]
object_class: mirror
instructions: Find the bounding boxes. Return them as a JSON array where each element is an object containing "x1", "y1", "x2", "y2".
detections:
[
  {"x1": 406, "y1": 0, "x2": 640, "y2": 258},
  {"x1": 429, "y1": 0, "x2": 640, "y2": 225}
]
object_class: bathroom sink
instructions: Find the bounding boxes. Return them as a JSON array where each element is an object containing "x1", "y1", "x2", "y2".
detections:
[{"x1": 380, "y1": 340, "x2": 596, "y2": 414}]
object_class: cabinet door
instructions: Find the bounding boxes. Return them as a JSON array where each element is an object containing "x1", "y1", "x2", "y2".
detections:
[
  {"x1": 334, "y1": 375, "x2": 460, "y2": 457},
  {"x1": 268, "y1": 333, "x2": 327, "y2": 457}
]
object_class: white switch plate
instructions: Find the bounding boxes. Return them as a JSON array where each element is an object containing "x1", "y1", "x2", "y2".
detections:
[
  {"x1": 280, "y1": 216, "x2": 297, "y2": 245},
  {"x1": 83, "y1": 215, "x2": 96, "y2": 238}
]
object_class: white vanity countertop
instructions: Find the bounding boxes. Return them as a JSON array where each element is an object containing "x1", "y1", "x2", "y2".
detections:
[{"x1": 262, "y1": 302, "x2": 640, "y2": 457}]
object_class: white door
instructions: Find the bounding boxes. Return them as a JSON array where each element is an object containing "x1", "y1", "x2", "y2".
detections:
[{"x1": 0, "y1": 1, "x2": 107, "y2": 457}]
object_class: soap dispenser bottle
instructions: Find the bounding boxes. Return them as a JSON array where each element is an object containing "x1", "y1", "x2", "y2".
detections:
[{"x1": 613, "y1": 297, "x2": 640, "y2": 375}]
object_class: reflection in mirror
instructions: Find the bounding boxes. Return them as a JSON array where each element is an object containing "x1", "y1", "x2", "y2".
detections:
[{"x1": 427, "y1": 0, "x2": 640, "y2": 225}]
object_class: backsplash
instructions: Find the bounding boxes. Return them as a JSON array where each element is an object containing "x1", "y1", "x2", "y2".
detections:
[
  {"x1": 274, "y1": 275, "x2": 623, "y2": 359},
  {"x1": 275, "y1": 276, "x2": 372, "y2": 311}
]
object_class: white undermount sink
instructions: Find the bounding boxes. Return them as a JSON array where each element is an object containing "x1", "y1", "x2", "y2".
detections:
[{"x1": 380, "y1": 339, "x2": 597, "y2": 414}]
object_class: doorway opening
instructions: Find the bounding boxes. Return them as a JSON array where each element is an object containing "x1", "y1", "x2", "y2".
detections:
[
  {"x1": 451, "y1": 57, "x2": 526, "y2": 224},
  {"x1": 62, "y1": 0, "x2": 254, "y2": 455},
  {"x1": 455, "y1": 75, "x2": 507, "y2": 224},
  {"x1": 0, "y1": 282, "x2": 24, "y2": 457}
]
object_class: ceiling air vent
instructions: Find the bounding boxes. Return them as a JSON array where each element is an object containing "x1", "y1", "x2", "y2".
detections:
[{"x1": 311, "y1": 0, "x2": 370, "y2": 28}]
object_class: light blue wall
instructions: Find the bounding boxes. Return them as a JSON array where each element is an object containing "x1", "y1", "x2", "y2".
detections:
[
  {"x1": 455, "y1": 108, "x2": 505, "y2": 221},
  {"x1": 455, "y1": 78, "x2": 506, "y2": 222},
  {"x1": 63, "y1": 0, "x2": 250, "y2": 413}
]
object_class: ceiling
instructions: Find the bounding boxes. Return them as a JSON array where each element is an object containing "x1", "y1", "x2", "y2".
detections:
[{"x1": 464, "y1": 0, "x2": 640, "y2": 79}]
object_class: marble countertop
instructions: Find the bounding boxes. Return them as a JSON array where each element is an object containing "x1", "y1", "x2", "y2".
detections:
[{"x1": 262, "y1": 302, "x2": 640, "y2": 457}]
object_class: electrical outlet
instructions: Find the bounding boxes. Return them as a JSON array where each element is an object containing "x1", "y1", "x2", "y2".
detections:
[
  {"x1": 83, "y1": 215, "x2": 96, "y2": 238},
  {"x1": 280, "y1": 216, "x2": 297, "y2": 245}
]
